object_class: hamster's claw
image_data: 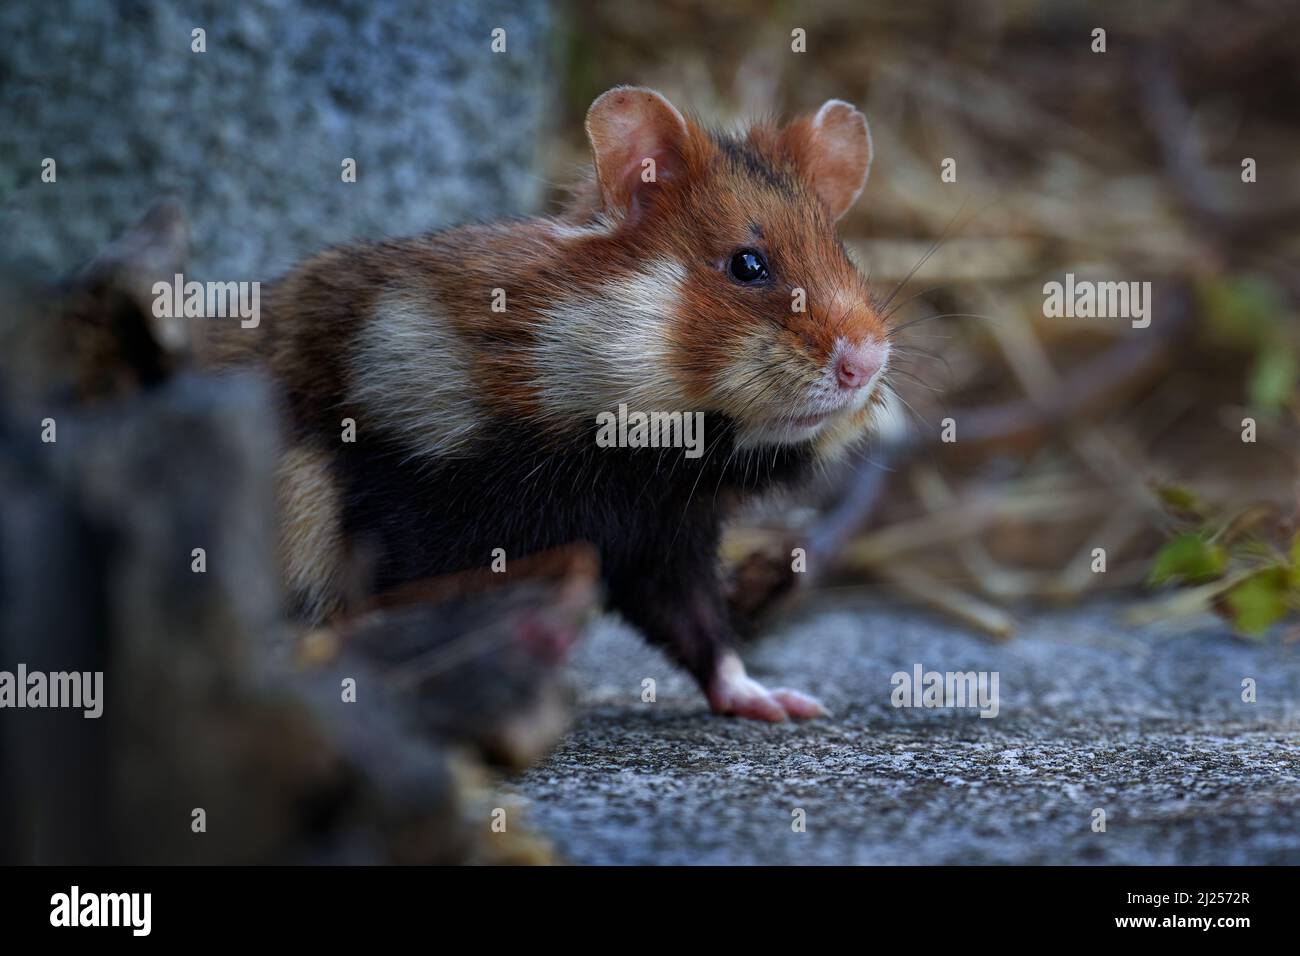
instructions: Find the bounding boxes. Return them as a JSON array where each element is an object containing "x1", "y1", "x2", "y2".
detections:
[{"x1": 769, "y1": 687, "x2": 830, "y2": 719}]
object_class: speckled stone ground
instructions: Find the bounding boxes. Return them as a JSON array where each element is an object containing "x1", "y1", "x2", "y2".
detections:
[{"x1": 511, "y1": 596, "x2": 1300, "y2": 864}]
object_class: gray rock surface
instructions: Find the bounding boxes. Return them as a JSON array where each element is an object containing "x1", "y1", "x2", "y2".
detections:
[
  {"x1": 513, "y1": 597, "x2": 1300, "y2": 864},
  {"x1": 1, "y1": 0, "x2": 553, "y2": 280}
]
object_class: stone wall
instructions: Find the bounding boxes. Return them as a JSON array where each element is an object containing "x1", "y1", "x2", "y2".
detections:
[{"x1": 0, "y1": 0, "x2": 555, "y2": 281}]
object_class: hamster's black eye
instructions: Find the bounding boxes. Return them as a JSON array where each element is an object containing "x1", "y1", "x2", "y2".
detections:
[{"x1": 729, "y1": 248, "x2": 769, "y2": 284}]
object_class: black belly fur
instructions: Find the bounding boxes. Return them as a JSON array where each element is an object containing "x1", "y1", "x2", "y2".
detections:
[{"x1": 330, "y1": 417, "x2": 814, "y2": 688}]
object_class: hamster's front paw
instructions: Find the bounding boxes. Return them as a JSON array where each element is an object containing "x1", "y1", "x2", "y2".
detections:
[{"x1": 706, "y1": 653, "x2": 829, "y2": 722}]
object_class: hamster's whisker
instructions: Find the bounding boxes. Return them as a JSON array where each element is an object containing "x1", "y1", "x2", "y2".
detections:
[
  {"x1": 882, "y1": 365, "x2": 943, "y2": 394},
  {"x1": 882, "y1": 283, "x2": 953, "y2": 321},
  {"x1": 886, "y1": 312, "x2": 996, "y2": 339},
  {"x1": 888, "y1": 344, "x2": 954, "y2": 378},
  {"x1": 880, "y1": 380, "x2": 931, "y2": 432},
  {"x1": 874, "y1": 199, "x2": 971, "y2": 314}
]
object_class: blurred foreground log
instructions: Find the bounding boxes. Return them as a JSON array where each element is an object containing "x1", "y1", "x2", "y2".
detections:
[{"x1": 0, "y1": 207, "x2": 594, "y2": 864}]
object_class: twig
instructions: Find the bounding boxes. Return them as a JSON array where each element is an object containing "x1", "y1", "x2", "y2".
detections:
[{"x1": 873, "y1": 562, "x2": 1016, "y2": 641}]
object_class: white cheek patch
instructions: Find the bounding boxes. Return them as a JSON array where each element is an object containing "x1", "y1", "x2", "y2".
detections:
[
  {"x1": 347, "y1": 289, "x2": 483, "y2": 457},
  {"x1": 530, "y1": 258, "x2": 690, "y2": 419},
  {"x1": 718, "y1": 334, "x2": 822, "y2": 449},
  {"x1": 732, "y1": 334, "x2": 890, "y2": 450},
  {"x1": 711, "y1": 337, "x2": 781, "y2": 411}
]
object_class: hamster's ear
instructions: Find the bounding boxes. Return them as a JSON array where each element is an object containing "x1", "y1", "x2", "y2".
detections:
[
  {"x1": 585, "y1": 86, "x2": 690, "y2": 220},
  {"x1": 781, "y1": 100, "x2": 872, "y2": 220}
]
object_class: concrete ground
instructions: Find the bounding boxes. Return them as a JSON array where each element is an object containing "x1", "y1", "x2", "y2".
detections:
[{"x1": 511, "y1": 595, "x2": 1300, "y2": 865}]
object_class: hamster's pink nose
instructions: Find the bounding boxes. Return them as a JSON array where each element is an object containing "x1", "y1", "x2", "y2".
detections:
[{"x1": 835, "y1": 341, "x2": 885, "y2": 390}]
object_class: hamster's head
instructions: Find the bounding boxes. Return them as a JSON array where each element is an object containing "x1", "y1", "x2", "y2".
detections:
[{"x1": 578, "y1": 86, "x2": 890, "y2": 458}]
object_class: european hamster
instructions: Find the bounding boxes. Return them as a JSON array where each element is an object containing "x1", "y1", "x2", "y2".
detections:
[{"x1": 204, "y1": 86, "x2": 892, "y2": 721}]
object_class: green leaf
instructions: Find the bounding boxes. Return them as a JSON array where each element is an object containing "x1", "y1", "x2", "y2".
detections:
[
  {"x1": 1247, "y1": 345, "x2": 1298, "y2": 414},
  {"x1": 1221, "y1": 567, "x2": 1291, "y2": 637},
  {"x1": 1148, "y1": 533, "x2": 1228, "y2": 586},
  {"x1": 1289, "y1": 533, "x2": 1300, "y2": 589},
  {"x1": 1154, "y1": 484, "x2": 1206, "y2": 518},
  {"x1": 1197, "y1": 275, "x2": 1285, "y2": 349}
]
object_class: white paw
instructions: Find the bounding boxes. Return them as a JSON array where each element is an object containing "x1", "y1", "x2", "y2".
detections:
[{"x1": 706, "y1": 654, "x2": 829, "y2": 722}]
